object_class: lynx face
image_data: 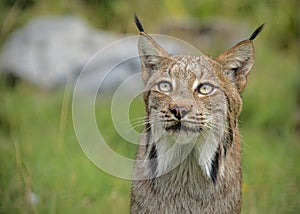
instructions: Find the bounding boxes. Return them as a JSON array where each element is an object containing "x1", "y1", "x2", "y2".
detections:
[
  {"x1": 143, "y1": 53, "x2": 242, "y2": 177},
  {"x1": 146, "y1": 55, "x2": 229, "y2": 145}
]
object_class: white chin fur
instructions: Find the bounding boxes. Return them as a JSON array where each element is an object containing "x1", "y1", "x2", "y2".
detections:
[
  {"x1": 195, "y1": 134, "x2": 220, "y2": 178},
  {"x1": 153, "y1": 128, "x2": 221, "y2": 179},
  {"x1": 155, "y1": 137, "x2": 195, "y2": 177}
]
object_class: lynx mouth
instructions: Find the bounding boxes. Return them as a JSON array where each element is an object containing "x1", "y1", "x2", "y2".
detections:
[{"x1": 165, "y1": 122, "x2": 202, "y2": 133}]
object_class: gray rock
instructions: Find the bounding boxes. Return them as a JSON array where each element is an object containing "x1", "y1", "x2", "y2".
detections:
[{"x1": 0, "y1": 15, "x2": 121, "y2": 90}]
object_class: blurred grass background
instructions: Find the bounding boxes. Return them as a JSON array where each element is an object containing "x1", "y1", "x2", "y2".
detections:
[{"x1": 0, "y1": 0, "x2": 299, "y2": 213}]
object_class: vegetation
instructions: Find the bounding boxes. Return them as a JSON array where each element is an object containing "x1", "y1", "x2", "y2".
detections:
[{"x1": 0, "y1": 0, "x2": 299, "y2": 213}]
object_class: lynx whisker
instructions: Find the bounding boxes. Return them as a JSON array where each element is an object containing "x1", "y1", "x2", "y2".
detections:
[{"x1": 206, "y1": 121, "x2": 248, "y2": 148}]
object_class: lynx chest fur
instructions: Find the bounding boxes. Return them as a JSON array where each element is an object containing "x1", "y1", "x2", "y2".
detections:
[{"x1": 130, "y1": 16, "x2": 263, "y2": 214}]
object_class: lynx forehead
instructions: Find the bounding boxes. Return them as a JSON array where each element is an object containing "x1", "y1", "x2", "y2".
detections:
[
  {"x1": 167, "y1": 55, "x2": 214, "y2": 76},
  {"x1": 166, "y1": 55, "x2": 218, "y2": 80},
  {"x1": 131, "y1": 15, "x2": 263, "y2": 214}
]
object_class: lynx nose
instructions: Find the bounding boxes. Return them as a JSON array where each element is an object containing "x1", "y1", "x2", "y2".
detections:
[{"x1": 169, "y1": 104, "x2": 191, "y2": 120}]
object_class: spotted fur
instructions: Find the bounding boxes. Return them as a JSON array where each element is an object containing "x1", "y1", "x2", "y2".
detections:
[{"x1": 131, "y1": 16, "x2": 263, "y2": 214}]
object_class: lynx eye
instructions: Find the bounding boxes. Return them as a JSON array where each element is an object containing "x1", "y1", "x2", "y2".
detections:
[
  {"x1": 197, "y1": 83, "x2": 215, "y2": 95},
  {"x1": 157, "y1": 81, "x2": 172, "y2": 92}
]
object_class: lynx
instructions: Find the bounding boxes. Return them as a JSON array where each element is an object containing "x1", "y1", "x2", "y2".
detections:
[{"x1": 130, "y1": 15, "x2": 263, "y2": 214}]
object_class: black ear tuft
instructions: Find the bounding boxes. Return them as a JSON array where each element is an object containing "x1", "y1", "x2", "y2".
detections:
[
  {"x1": 249, "y1": 24, "x2": 265, "y2": 40},
  {"x1": 134, "y1": 14, "x2": 144, "y2": 32}
]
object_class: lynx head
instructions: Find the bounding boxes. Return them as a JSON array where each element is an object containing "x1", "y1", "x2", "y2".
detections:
[{"x1": 135, "y1": 16, "x2": 263, "y2": 177}]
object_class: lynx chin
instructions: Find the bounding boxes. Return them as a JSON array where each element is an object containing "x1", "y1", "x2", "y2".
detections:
[{"x1": 130, "y1": 15, "x2": 263, "y2": 214}]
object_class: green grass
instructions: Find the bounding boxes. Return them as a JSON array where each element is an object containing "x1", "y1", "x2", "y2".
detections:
[
  {"x1": 0, "y1": 84, "x2": 132, "y2": 213},
  {"x1": 242, "y1": 128, "x2": 300, "y2": 213}
]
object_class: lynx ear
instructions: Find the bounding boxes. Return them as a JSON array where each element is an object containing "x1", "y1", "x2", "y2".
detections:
[
  {"x1": 217, "y1": 24, "x2": 264, "y2": 93},
  {"x1": 217, "y1": 40, "x2": 255, "y2": 93},
  {"x1": 134, "y1": 15, "x2": 169, "y2": 83}
]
